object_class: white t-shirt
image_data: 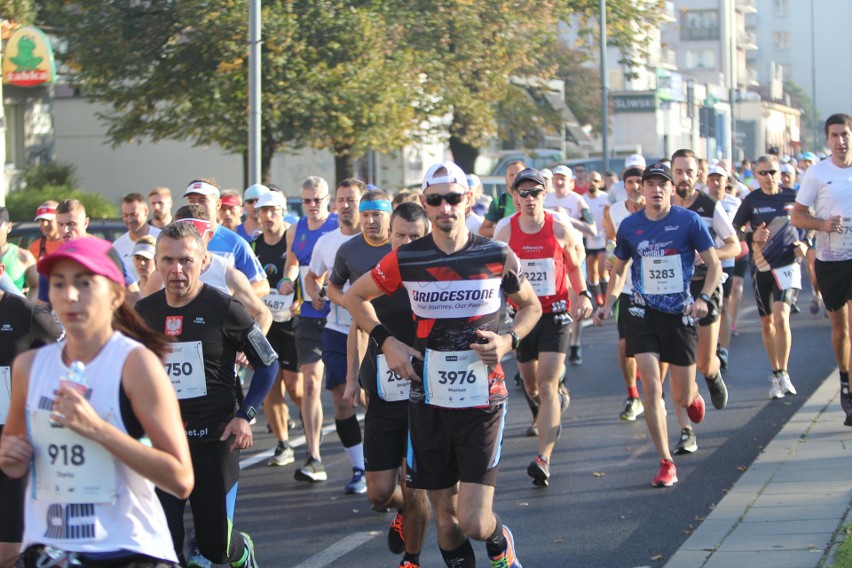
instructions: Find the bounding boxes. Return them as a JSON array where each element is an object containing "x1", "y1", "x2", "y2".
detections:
[
  {"x1": 607, "y1": 181, "x2": 627, "y2": 205},
  {"x1": 465, "y1": 211, "x2": 484, "y2": 234},
  {"x1": 544, "y1": 192, "x2": 589, "y2": 221},
  {"x1": 308, "y1": 228, "x2": 360, "y2": 334},
  {"x1": 584, "y1": 191, "x2": 609, "y2": 250},
  {"x1": 112, "y1": 225, "x2": 161, "y2": 279},
  {"x1": 796, "y1": 158, "x2": 852, "y2": 261},
  {"x1": 608, "y1": 200, "x2": 634, "y2": 294}
]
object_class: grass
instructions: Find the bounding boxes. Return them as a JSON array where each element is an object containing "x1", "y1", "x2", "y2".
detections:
[{"x1": 831, "y1": 525, "x2": 852, "y2": 568}]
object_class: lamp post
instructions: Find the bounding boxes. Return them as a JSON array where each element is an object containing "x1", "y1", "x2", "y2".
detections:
[
  {"x1": 600, "y1": 0, "x2": 609, "y2": 173},
  {"x1": 248, "y1": 0, "x2": 261, "y2": 185}
]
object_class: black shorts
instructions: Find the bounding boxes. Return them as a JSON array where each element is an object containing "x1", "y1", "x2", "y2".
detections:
[
  {"x1": 751, "y1": 268, "x2": 797, "y2": 318},
  {"x1": 266, "y1": 321, "x2": 298, "y2": 373},
  {"x1": 516, "y1": 313, "x2": 571, "y2": 362},
  {"x1": 722, "y1": 266, "x2": 735, "y2": 298},
  {"x1": 616, "y1": 293, "x2": 631, "y2": 339},
  {"x1": 363, "y1": 396, "x2": 409, "y2": 472},
  {"x1": 625, "y1": 304, "x2": 698, "y2": 366},
  {"x1": 815, "y1": 258, "x2": 852, "y2": 312},
  {"x1": 585, "y1": 247, "x2": 605, "y2": 256},
  {"x1": 405, "y1": 404, "x2": 505, "y2": 489},
  {"x1": 733, "y1": 254, "x2": 749, "y2": 278},
  {"x1": 689, "y1": 279, "x2": 722, "y2": 326},
  {"x1": 0, "y1": 424, "x2": 24, "y2": 542},
  {"x1": 294, "y1": 316, "x2": 325, "y2": 366}
]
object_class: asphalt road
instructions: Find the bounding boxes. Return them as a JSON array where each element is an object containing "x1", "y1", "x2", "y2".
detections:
[{"x1": 208, "y1": 293, "x2": 837, "y2": 568}]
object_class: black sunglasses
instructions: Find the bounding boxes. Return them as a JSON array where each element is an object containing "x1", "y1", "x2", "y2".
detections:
[
  {"x1": 301, "y1": 196, "x2": 328, "y2": 205},
  {"x1": 423, "y1": 192, "x2": 467, "y2": 206},
  {"x1": 757, "y1": 170, "x2": 777, "y2": 176},
  {"x1": 517, "y1": 188, "x2": 544, "y2": 199}
]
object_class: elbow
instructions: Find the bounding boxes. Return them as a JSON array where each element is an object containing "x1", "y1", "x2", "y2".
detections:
[{"x1": 168, "y1": 467, "x2": 194, "y2": 500}]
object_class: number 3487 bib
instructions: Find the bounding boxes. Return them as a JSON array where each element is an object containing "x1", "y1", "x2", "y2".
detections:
[{"x1": 423, "y1": 349, "x2": 489, "y2": 408}]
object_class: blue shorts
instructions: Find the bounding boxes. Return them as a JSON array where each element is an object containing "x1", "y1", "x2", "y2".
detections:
[{"x1": 321, "y1": 327, "x2": 348, "y2": 390}]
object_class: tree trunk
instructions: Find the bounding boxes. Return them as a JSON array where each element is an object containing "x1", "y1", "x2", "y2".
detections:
[
  {"x1": 334, "y1": 153, "x2": 355, "y2": 186},
  {"x1": 449, "y1": 135, "x2": 480, "y2": 175}
]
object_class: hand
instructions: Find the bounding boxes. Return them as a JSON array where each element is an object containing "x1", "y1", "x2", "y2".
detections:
[
  {"x1": 278, "y1": 279, "x2": 295, "y2": 295},
  {"x1": 52, "y1": 384, "x2": 106, "y2": 440},
  {"x1": 593, "y1": 305, "x2": 612, "y2": 326},
  {"x1": 221, "y1": 417, "x2": 253, "y2": 451},
  {"x1": 310, "y1": 297, "x2": 327, "y2": 312},
  {"x1": 343, "y1": 377, "x2": 361, "y2": 408},
  {"x1": 826, "y1": 215, "x2": 844, "y2": 234},
  {"x1": 687, "y1": 299, "x2": 709, "y2": 320},
  {"x1": 573, "y1": 296, "x2": 594, "y2": 321},
  {"x1": 470, "y1": 329, "x2": 511, "y2": 366},
  {"x1": 235, "y1": 351, "x2": 250, "y2": 368},
  {"x1": 753, "y1": 222, "x2": 769, "y2": 244},
  {"x1": 0, "y1": 434, "x2": 33, "y2": 477},
  {"x1": 794, "y1": 241, "x2": 808, "y2": 258},
  {"x1": 383, "y1": 337, "x2": 423, "y2": 382}
]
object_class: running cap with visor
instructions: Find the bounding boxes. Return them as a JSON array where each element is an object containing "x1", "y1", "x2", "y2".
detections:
[{"x1": 37, "y1": 237, "x2": 125, "y2": 286}]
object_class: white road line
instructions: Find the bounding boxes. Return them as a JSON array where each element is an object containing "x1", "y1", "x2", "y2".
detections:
[
  {"x1": 289, "y1": 531, "x2": 380, "y2": 568},
  {"x1": 240, "y1": 417, "x2": 362, "y2": 470}
]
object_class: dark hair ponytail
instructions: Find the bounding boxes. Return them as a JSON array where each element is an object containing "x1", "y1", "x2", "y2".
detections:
[{"x1": 113, "y1": 299, "x2": 173, "y2": 361}]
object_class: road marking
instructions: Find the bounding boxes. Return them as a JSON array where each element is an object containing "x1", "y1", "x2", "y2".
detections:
[
  {"x1": 240, "y1": 417, "x2": 362, "y2": 470},
  {"x1": 289, "y1": 531, "x2": 380, "y2": 568}
]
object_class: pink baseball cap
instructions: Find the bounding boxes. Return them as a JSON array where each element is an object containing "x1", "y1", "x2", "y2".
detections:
[{"x1": 37, "y1": 238, "x2": 125, "y2": 285}]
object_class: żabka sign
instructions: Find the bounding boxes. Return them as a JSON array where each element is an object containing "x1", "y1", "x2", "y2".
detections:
[{"x1": 3, "y1": 26, "x2": 55, "y2": 87}]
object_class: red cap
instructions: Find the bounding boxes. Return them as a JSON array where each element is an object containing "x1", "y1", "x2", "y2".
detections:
[
  {"x1": 37, "y1": 238, "x2": 125, "y2": 286},
  {"x1": 220, "y1": 195, "x2": 241, "y2": 207}
]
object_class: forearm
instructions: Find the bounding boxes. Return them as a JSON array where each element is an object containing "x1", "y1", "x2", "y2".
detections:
[
  {"x1": 242, "y1": 361, "x2": 279, "y2": 410},
  {"x1": 701, "y1": 260, "x2": 723, "y2": 296},
  {"x1": 510, "y1": 301, "x2": 542, "y2": 339},
  {"x1": 303, "y1": 272, "x2": 323, "y2": 300},
  {"x1": 716, "y1": 239, "x2": 740, "y2": 261},
  {"x1": 327, "y1": 283, "x2": 346, "y2": 308},
  {"x1": 791, "y1": 208, "x2": 828, "y2": 232},
  {"x1": 250, "y1": 277, "x2": 270, "y2": 298},
  {"x1": 346, "y1": 323, "x2": 367, "y2": 384}
]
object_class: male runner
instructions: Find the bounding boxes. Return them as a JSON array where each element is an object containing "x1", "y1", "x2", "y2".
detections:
[
  {"x1": 137, "y1": 222, "x2": 278, "y2": 567},
  {"x1": 495, "y1": 168, "x2": 593, "y2": 487},
  {"x1": 28, "y1": 201, "x2": 61, "y2": 260},
  {"x1": 338, "y1": 199, "x2": 431, "y2": 567},
  {"x1": 792, "y1": 113, "x2": 852, "y2": 423},
  {"x1": 346, "y1": 161, "x2": 539, "y2": 567},
  {"x1": 734, "y1": 154, "x2": 805, "y2": 399},
  {"x1": 594, "y1": 163, "x2": 720, "y2": 487}
]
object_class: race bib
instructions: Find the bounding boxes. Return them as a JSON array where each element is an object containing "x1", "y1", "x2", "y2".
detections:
[
  {"x1": 423, "y1": 349, "x2": 489, "y2": 408},
  {"x1": 376, "y1": 355, "x2": 411, "y2": 402},
  {"x1": 163, "y1": 341, "x2": 207, "y2": 400},
  {"x1": 262, "y1": 291, "x2": 294, "y2": 323},
  {"x1": 772, "y1": 262, "x2": 802, "y2": 291},
  {"x1": 641, "y1": 255, "x2": 683, "y2": 295},
  {"x1": 0, "y1": 366, "x2": 10, "y2": 424},
  {"x1": 299, "y1": 266, "x2": 314, "y2": 302},
  {"x1": 830, "y1": 217, "x2": 852, "y2": 250},
  {"x1": 522, "y1": 258, "x2": 556, "y2": 297},
  {"x1": 30, "y1": 410, "x2": 117, "y2": 504},
  {"x1": 331, "y1": 304, "x2": 353, "y2": 328}
]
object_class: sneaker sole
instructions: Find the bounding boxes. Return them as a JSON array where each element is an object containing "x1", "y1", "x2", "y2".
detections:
[
  {"x1": 845, "y1": 413, "x2": 852, "y2": 428},
  {"x1": 675, "y1": 444, "x2": 697, "y2": 455},
  {"x1": 527, "y1": 463, "x2": 549, "y2": 487},
  {"x1": 344, "y1": 485, "x2": 367, "y2": 494},
  {"x1": 267, "y1": 455, "x2": 295, "y2": 466},
  {"x1": 652, "y1": 476, "x2": 678, "y2": 487},
  {"x1": 294, "y1": 471, "x2": 328, "y2": 482}
]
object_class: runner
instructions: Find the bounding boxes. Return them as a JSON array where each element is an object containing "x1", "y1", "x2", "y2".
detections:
[
  {"x1": 278, "y1": 176, "x2": 339, "y2": 482},
  {"x1": 304, "y1": 178, "x2": 365, "y2": 492},
  {"x1": 792, "y1": 113, "x2": 852, "y2": 423},
  {"x1": 237, "y1": 184, "x2": 270, "y2": 242},
  {"x1": 594, "y1": 162, "x2": 720, "y2": 487},
  {"x1": 346, "y1": 161, "x2": 539, "y2": 567},
  {"x1": 734, "y1": 154, "x2": 805, "y2": 399},
  {"x1": 478, "y1": 160, "x2": 526, "y2": 238},
  {"x1": 149, "y1": 187, "x2": 174, "y2": 229},
  {"x1": 0, "y1": 261, "x2": 61, "y2": 567},
  {"x1": 113, "y1": 193, "x2": 161, "y2": 279},
  {"x1": 0, "y1": 238, "x2": 192, "y2": 568},
  {"x1": 136, "y1": 222, "x2": 279, "y2": 567},
  {"x1": 338, "y1": 199, "x2": 432, "y2": 567},
  {"x1": 495, "y1": 168, "x2": 593, "y2": 487},
  {"x1": 0, "y1": 207, "x2": 38, "y2": 297},
  {"x1": 583, "y1": 171, "x2": 610, "y2": 306},
  {"x1": 131, "y1": 235, "x2": 157, "y2": 292},
  {"x1": 28, "y1": 201, "x2": 62, "y2": 260},
  {"x1": 670, "y1": 149, "x2": 734, "y2": 455}
]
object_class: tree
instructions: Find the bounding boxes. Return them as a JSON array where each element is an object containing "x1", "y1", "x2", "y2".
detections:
[{"x1": 783, "y1": 80, "x2": 818, "y2": 149}]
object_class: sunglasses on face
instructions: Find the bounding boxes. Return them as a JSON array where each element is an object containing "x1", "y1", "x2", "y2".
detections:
[
  {"x1": 423, "y1": 192, "x2": 467, "y2": 206},
  {"x1": 517, "y1": 188, "x2": 544, "y2": 199},
  {"x1": 757, "y1": 170, "x2": 777, "y2": 176},
  {"x1": 302, "y1": 195, "x2": 328, "y2": 205},
  {"x1": 244, "y1": 199, "x2": 258, "y2": 205}
]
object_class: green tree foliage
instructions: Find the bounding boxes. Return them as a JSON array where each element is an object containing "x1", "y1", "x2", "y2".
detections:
[
  {"x1": 783, "y1": 80, "x2": 818, "y2": 149},
  {"x1": 0, "y1": 0, "x2": 34, "y2": 22}
]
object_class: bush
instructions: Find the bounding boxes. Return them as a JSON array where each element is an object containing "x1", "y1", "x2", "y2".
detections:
[
  {"x1": 21, "y1": 162, "x2": 79, "y2": 189},
  {"x1": 5, "y1": 185, "x2": 116, "y2": 221}
]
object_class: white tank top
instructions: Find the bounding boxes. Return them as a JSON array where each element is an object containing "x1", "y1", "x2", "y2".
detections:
[
  {"x1": 201, "y1": 253, "x2": 230, "y2": 293},
  {"x1": 23, "y1": 333, "x2": 177, "y2": 561},
  {"x1": 609, "y1": 200, "x2": 635, "y2": 294}
]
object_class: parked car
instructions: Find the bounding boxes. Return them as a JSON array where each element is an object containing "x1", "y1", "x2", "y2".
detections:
[{"x1": 8, "y1": 219, "x2": 127, "y2": 249}]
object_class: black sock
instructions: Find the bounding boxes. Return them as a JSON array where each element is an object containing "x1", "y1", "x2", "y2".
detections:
[
  {"x1": 570, "y1": 345, "x2": 579, "y2": 357},
  {"x1": 440, "y1": 539, "x2": 475, "y2": 567},
  {"x1": 484, "y1": 514, "x2": 506, "y2": 558},
  {"x1": 841, "y1": 371, "x2": 849, "y2": 386},
  {"x1": 402, "y1": 551, "x2": 421, "y2": 565}
]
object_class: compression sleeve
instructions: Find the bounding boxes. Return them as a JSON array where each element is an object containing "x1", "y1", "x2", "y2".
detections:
[{"x1": 241, "y1": 358, "x2": 278, "y2": 411}]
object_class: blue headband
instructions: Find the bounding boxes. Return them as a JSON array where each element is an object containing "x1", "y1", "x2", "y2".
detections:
[{"x1": 359, "y1": 200, "x2": 392, "y2": 212}]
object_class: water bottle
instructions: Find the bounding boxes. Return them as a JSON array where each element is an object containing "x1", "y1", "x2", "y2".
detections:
[{"x1": 61, "y1": 361, "x2": 88, "y2": 396}]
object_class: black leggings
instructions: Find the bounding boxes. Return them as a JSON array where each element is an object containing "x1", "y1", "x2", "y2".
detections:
[{"x1": 156, "y1": 439, "x2": 245, "y2": 566}]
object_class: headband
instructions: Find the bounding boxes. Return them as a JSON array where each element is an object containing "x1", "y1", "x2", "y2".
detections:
[{"x1": 359, "y1": 200, "x2": 393, "y2": 213}]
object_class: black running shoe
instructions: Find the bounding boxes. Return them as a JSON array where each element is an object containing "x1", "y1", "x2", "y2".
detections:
[
  {"x1": 527, "y1": 455, "x2": 550, "y2": 487},
  {"x1": 705, "y1": 373, "x2": 728, "y2": 410}
]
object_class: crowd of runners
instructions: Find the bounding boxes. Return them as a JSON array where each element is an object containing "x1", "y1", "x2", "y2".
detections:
[{"x1": 0, "y1": 112, "x2": 850, "y2": 568}]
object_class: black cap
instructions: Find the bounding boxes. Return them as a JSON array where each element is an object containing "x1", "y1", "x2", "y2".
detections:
[
  {"x1": 641, "y1": 163, "x2": 673, "y2": 183},
  {"x1": 512, "y1": 168, "x2": 547, "y2": 191},
  {"x1": 622, "y1": 167, "x2": 644, "y2": 181}
]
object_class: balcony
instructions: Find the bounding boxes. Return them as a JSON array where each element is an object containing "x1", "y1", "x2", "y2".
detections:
[
  {"x1": 738, "y1": 30, "x2": 758, "y2": 51},
  {"x1": 682, "y1": 26, "x2": 720, "y2": 41},
  {"x1": 736, "y1": 0, "x2": 757, "y2": 14},
  {"x1": 661, "y1": 1, "x2": 676, "y2": 23},
  {"x1": 657, "y1": 45, "x2": 678, "y2": 70}
]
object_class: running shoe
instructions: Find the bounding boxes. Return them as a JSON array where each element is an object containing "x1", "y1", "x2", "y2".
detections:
[
  {"x1": 559, "y1": 385, "x2": 570, "y2": 415},
  {"x1": 769, "y1": 373, "x2": 785, "y2": 399},
  {"x1": 344, "y1": 467, "x2": 367, "y2": 494},
  {"x1": 674, "y1": 427, "x2": 697, "y2": 455},
  {"x1": 400, "y1": 562, "x2": 421, "y2": 568},
  {"x1": 388, "y1": 512, "x2": 405, "y2": 554},
  {"x1": 267, "y1": 441, "x2": 295, "y2": 466},
  {"x1": 294, "y1": 457, "x2": 327, "y2": 482},
  {"x1": 527, "y1": 454, "x2": 550, "y2": 487},
  {"x1": 791, "y1": 302, "x2": 800, "y2": 314},
  {"x1": 717, "y1": 347, "x2": 729, "y2": 371},
  {"x1": 705, "y1": 373, "x2": 728, "y2": 410},
  {"x1": 731, "y1": 323, "x2": 739, "y2": 337},
  {"x1": 514, "y1": 372, "x2": 523, "y2": 388},
  {"x1": 780, "y1": 371, "x2": 797, "y2": 396},
  {"x1": 686, "y1": 393, "x2": 705, "y2": 423},
  {"x1": 652, "y1": 459, "x2": 678, "y2": 487},
  {"x1": 845, "y1": 412, "x2": 852, "y2": 428},
  {"x1": 620, "y1": 397, "x2": 644, "y2": 421},
  {"x1": 525, "y1": 423, "x2": 538, "y2": 437},
  {"x1": 841, "y1": 383, "x2": 851, "y2": 415},
  {"x1": 186, "y1": 529, "x2": 211, "y2": 568},
  {"x1": 488, "y1": 526, "x2": 522, "y2": 568},
  {"x1": 235, "y1": 532, "x2": 257, "y2": 568},
  {"x1": 568, "y1": 346, "x2": 582, "y2": 366}
]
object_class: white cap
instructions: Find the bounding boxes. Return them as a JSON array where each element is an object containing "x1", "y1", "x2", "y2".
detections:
[
  {"x1": 132, "y1": 241, "x2": 155, "y2": 259},
  {"x1": 255, "y1": 190, "x2": 287, "y2": 210},
  {"x1": 552, "y1": 165, "x2": 573, "y2": 178},
  {"x1": 780, "y1": 163, "x2": 795, "y2": 174},
  {"x1": 707, "y1": 165, "x2": 728, "y2": 178},
  {"x1": 421, "y1": 161, "x2": 469, "y2": 191},
  {"x1": 624, "y1": 154, "x2": 646, "y2": 170},
  {"x1": 183, "y1": 180, "x2": 220, "y2": 198},
  {"x1": 540, "y1": 168, "x2": 553, "y2": 180},
  {"x1": 244, "y1": 184, "x2": 271, "y2": 201},
  {"x1": 466, "y1": 173, "x2": 482, "y2": 189}
]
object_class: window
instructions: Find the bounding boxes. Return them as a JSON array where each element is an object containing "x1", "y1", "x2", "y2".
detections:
[
  {"x1": 773, "y1": 31, "x2": 791, "y2": 50},
  {"x1": 773, "y1": 0, "x2": 789, "y2": 16},
  {"x1": 681, "y1": 10, "x2": 720, "y2": 41},
  {"x1": 685, "y1": 49, "x2": 717, "y2": 70}
]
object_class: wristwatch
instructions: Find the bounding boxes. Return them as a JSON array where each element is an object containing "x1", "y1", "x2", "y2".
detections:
[
  {"x1": 236, "y1": 406, "x2": 257, "y2": 422},
  {"x1": 698, "y1": 292, "x2": 712, "y2": 304},
  {"x1": 507, "y1": 330, "x2": 521, "y2": 350},
  {"x1": 579, "y1": 289, "x2": 594, "y2": 301}
]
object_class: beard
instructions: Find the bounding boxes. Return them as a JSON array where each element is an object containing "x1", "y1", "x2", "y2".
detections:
[{"x1": 675, "y1": 185, "x2": 691, "y2": 199}]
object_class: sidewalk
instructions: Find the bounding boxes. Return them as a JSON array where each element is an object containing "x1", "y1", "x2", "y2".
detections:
[{"x1": 666, "y1": 369, "x2": 852, "y2": 568}]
